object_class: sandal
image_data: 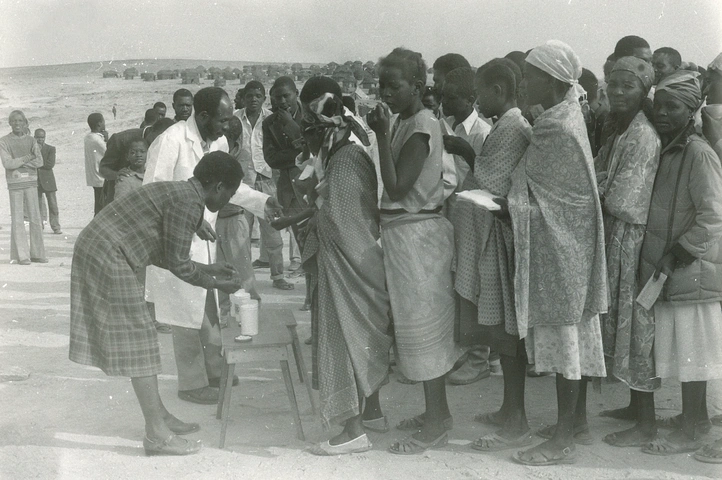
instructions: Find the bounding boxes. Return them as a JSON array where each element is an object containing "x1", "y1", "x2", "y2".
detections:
[
  {"x1": 309, "y1": 433, "x2": 372, "y2": 456},
  {"x1": 396, "y1": 414, "x2": 453, "y2": 431},
  {"x1": 388, "y1": 432, "x2": 448, "y2": 455},
  {"x1": 657, "y1": 414, "x2": 712, "y2": 434},
  {"x1": 273, "y1": 279, "x2": 295, "y2": 290},
  {"x1": 602, "y1": 427, "x2": 656, "y2": 448},
  {"x1": 362, "y1": 416, "x2": 389, "y2": 433},
  {"x1": 694, "y1": 439, "x2": 722, "y2": 464},
  {"x1": 513, "y1": 444, "x2": 577, "y2": 466},
  {"x1": 471, "y1": 429, "x2": 533, "y2": 452},
  {"x1": 642, "y1": 432, "x2": 706, "y2": 456},
  {"x1": 536, "y1": 424, "x2": 593, "y2": 445},
  {"x1": 473, "y1": 411, "x2": 505, "y2": 426},
  {"x1": 143, "y1": 434, "x2": 202, "y2": 456}
]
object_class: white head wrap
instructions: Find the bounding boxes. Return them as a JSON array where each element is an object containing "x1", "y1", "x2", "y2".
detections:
[
  {"x1": 708, "y1": 52, "x2": 722, "y2": 72},
  {"x1": 526, "y1": 40, "x2": 586, "y2": 102}
]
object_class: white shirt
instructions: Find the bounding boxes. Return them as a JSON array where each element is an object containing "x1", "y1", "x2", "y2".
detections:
[
  {"x1": 442, "y1": 109, "x2": 491, "y2": 155},
  {"x1": 83, "y1": 132, "x2": 106, "y2": 187},
  {"x1": 235, "y1": 107, "x2": 272, "y2": 179}
]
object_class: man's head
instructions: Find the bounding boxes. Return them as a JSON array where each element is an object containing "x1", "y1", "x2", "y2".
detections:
[
  {"x1": 579, "y1": 68, "x2": 599, "y2": 106},
  {"x1": 242, "y1": 80, "x2": 266, "y2": 115},
  {"x1": 653, "y1": 47, "x2": 682, "y2": 84},
  {"x1": 441, "y1": 67, "x2": 476, "y2": 120},
  {"x1": 172, "y1": 88, "x2": 194, "y2": 122},
  {"x1": 144, "y1": 108, "x2": 159, "y2": 128},
  {"x1": 87, "y1": 112, "x2": 105, "y2": 132},
  {"x1": 614, "y1": 35, "x2": 652, "y2": 63},
  {"x1": 194, "y1": 87, "x2": 234, "y2": 142},
  {"x1": 432, "y1": 53, "x2": 471, "y2": 91},
  {"x1": 270, "y1": 76, "x2": 298, "y2": 114},
  {"x1": 193, "y1": 151, "x2": 244, "y2": 212},
  {"x1": 234, "y1": 88, "x2": 245, "y2": 110},
  {"x1": 153, "y1": 102, "x2": 167, "y2": 118},
  {"x1": 34, "y1": 128, "x2": 46, "y2": 146},
  {"x1": 226, "y1": 115, "x2": 243, "y2": 144},
  {"x1": 8, "y1": 110, "x2": 27, "y2": 136}
]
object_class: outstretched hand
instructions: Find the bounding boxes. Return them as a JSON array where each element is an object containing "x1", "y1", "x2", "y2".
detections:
[
  {"x1": 207, "y1": 262, "x2": 237, "y2": 278},
  {"x1": 264, "y1": 196, "x2": 283, "y2": 222},
  {"x1": 196, "y1": 220, "x2": 217, "y2": 242},
  {"x1": 215, "y1": 277, "x2": 243, "y2": 295}
]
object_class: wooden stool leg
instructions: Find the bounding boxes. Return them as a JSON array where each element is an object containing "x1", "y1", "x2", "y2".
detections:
[
  {"x1": 287, "y1": 326, "x2": 305, "y2": 382},
  {"x1": 216, "y1": 361, "x2": 228, "y2": 420},
  {"x1": 281, "y1": 357, "x2": 305, "y2": 441},
  {"x1": 219, "y1": 363, "x2": 236, "y2": 449}
]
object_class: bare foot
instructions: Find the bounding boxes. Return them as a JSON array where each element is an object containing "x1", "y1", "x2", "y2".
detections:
[
  {"x1": 515, "y1": 438, "x2": 576, "y2": 465},
  {"x1": 603, "y1": 425, "x2": 656, "y2": 447},
  {"x1": 474, "y1": 410, "x2": 506, "y2": 426},
  {"x1": 599, "y1": 405, "x2": 636, "y2": 421}
]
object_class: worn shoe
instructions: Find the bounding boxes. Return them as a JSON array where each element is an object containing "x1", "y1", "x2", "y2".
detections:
[
  {"x1": 208, "y1": 375, "x2": 239, "y2": 388},
  {"x1": 143, "y1": 435, "x2": 202, "y2": 456},
  {"x1": 273, "y1": 279, "x2": 295, "y2": 290},
  {"x1": 17, "y1": 259, "x2": 31, "y2": 265},
  {"x1": 30, "y1": 258, "x2": 49, "y2": 263},
  {"x1": 309, "y1": 433, "x2": 372, "y2": 456},
  {"x1": 154, "y1": 321, "x2": 172, "y2": 334},
  {"x1": 447, "y1": 359, "x2": 490, "y2": 385},
  {"x1": 252, "y1": 259, "x2": 270, "y2": 269},
  {"x1": 178, "y1": 387, "x2": 219, "y2": 405},
  {"x1": 52, "y1": 229, "x2": 63, "y2": 234}
]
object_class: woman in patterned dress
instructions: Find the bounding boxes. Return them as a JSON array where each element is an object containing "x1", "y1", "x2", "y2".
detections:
[{"x1": 69, "y1": 152, "x2": 243, "y2": 456}]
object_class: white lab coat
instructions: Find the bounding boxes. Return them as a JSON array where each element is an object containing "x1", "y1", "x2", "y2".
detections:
[{"x1": 143, "y1": 115, "x2": 269, "y2": 329}]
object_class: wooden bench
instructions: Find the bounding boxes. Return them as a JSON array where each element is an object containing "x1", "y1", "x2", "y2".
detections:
[{"x1": 216, "y1": 307, "x2": 316, "y2": 448}]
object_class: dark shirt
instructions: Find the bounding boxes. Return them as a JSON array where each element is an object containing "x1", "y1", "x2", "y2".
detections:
[
  {"x1": 262, "y1": 104, "x2": 303, "y2": 210},
  {"x1": 99, "y1": 128, "x2": 144, "y2": 205}
]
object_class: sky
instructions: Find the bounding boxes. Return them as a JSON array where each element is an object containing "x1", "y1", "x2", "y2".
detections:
[{"x1": 1, "y1": 0, "x2": 721, "y2": 75}]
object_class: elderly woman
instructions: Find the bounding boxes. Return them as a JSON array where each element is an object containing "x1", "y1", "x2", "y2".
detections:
[
  {"x1": 505, "y1": 40, "x2": 608, "y2": 466},
  {"x1": 638, "y1": 70, "x2": 722, "y2": 457},
  {"x1": 69, "y1": 152, "x2": 243, "y2": 456},
  {"x1": 593, "y1": 58, "x2": 662, "y2": 447},
  {"x1": 297, "y1": 77, "x2": 394, "y2": 456}
]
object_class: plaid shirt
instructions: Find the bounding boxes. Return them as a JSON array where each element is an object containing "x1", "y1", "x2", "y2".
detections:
[{"x1": 77, "y1": 177, "x2": 215, "y2": 290}]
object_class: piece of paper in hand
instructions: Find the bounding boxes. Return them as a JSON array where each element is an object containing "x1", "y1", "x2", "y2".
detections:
[
  {"x1": 456, "y1": 189, "x2": 503, "y2": 211},
  {"x1": 636, "y1": 273, "x2": 667, "y2": 310}
]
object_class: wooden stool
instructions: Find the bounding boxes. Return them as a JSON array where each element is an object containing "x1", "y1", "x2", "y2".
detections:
[{"x1": 216, "y1": 308, "x2": 317, "y2": 448}]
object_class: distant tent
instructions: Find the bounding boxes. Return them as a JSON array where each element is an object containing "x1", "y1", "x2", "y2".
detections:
[
  {"x1": 182, "y1": 69, "x2": 202, "y2": 85},
  {"x1": 123, "y1": 67, "x2": 138, "y2": 80},
  {"x1": 195, "y1": 65, "x2": 207, "y2": 73},
  {"x1": 157, "y1": 69, "x2": 177, "y2": 80},
  {"x1": 213, "y1": 77, "x2": 227, "y2": 87},
  {"x1": 222, "y1": 67, "x2": 236, "y2": 80},
  {"x1": 141, "y1": 72, "x2": 156, "y2": 82},
  {"x1": 103, "y1": 70, "x2": 119, "y2": 78}
]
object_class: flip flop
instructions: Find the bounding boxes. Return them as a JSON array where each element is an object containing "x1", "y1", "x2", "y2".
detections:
[
  {"x1": 362, "y1": 416, "x2": 389, "y2": 433},
  {"x1": 388, "y1": 432, "x2": 448, "y2": 455},
  {"x1": 513, "y1": 445, "x2": 577, "y2": 466},
  {"x1": 471, "y1": 429, "x2": 533, "y2": 452},
  {"x1": 396, "y1": 414, "x2": 453, "y2": 431},
  {"x1": 309, "y1": 433, "x2": 372, "y2": 456},
  {"x1": 602, "y1": 428, "x2": 656, "y2": 447},
  {"x1": 473, "y1": 411, "x2": 505, "y2": 426},
  {"x1": 642, "y1": 433, "x2": 705, "y2": 456},
  {"x1": 536, "y1": 424, "x2": 593, "y2": 445},
  {"x1": 694, "y1": 439, "x2": 722, "y2": 464}
]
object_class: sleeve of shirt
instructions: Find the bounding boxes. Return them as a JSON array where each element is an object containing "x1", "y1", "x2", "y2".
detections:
[
  {"x1": 162, "y1": 199, "x2": 216, "y2": 289},
  {"x1": 0, "y1": 139, "x2": 28, "y2": 169},
  {"x1": 28, "y1": 140, "x2": 43, "y2": 168},
  {"x1": 262, "y1": 118, "x2": 301, "y2": 170},
  {"x1": 144, "y1": 132, "x2": 180, "y2": 184},
  {"x1": 89, "y1": 136, "x2": 106, "y2": 169},
  {"x1": 43, "y1": 146, "x2": 56, "y2": 169},
  {"x1": 99, "y1": 134, "x2": 124, "y2": 180},
  {"x1": 227, "y1": 183, "x2": 269, "y2": 218}
]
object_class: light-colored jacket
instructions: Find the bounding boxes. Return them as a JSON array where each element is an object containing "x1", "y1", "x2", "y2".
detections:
[
  {"x1": 639, "y1": 132, "x2": 722, "y2": 303},
  {"x1": 143, "y1": 114, "x2": 269, "y2": 328}
]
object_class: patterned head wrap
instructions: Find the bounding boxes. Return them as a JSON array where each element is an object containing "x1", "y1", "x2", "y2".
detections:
[
  {"x1": 656, "y1": 70, "x2": 703, "y2": 111},
  {"x1": 611, "y1": 56, "x2": 655, "y2": 93},
  {"x1": 526, "y1": 40, "x2": 586, "y2": 102}
]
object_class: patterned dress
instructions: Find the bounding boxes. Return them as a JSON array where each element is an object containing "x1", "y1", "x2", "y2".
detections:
[
  {"x1": 598, "y1": 111, "x2": 661, "y2": 391},
  {"x1": 508, "y1": 98, "x2": 608, "y2": 380},
  {"x1": 316, "y1": 143, "x2": 393, "y2": 428},
  {"x1": 69, "y1": 179, "x2": 215, "y2": 377}
]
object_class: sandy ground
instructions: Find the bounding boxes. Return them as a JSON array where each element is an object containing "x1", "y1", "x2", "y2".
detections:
[{"x1": 0, "y1": 66, "x2": 721, "y2": 479}]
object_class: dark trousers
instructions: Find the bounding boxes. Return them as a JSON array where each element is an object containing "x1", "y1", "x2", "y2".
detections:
[{"x1": 93, "y1": 187, "x2": 104, "y2": 216}]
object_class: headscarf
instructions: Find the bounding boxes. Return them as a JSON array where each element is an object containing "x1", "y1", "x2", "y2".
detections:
[
  {"x1": 708, "y1": 52, "x2": 722, "y2": 72},
  {"x1": 526, "y1": 40, "x2": 586, "y2": 102},
  {"x1": 656, "y1": 70, "x2": 703, "y2": 111},
  {"x1": 611, "y1": 56, "x2": 655, "y2": 93}
]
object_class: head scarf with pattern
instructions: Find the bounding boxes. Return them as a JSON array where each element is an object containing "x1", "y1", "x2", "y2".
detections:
[
  {"x1": 611, "y1": 56, "x2": 655, "y2": 93},
  {"x1": 526, "y1": 40, "x2": 586, "y2": 102},
  {"x1": 656, "y1": 69, "x2": 703, "y2": 111}
]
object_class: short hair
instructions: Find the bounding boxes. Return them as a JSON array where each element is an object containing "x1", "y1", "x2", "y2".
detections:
[
  {"x1": 654, "y1": 47, "x2": 682, "y2": 68},
  {"x1": 173, "y1": 88, "x2": 193, "y2": 103},
  {"x1": 243, "y1": 80, "x2": 265, "y2": 96},
  {"x1": 87, "y1": 112, "x2": 104, "y2": 129},
  {"x1": 341, "y1": 95, "x2": 356, "y2": 113},
  {"x1": 379, "y1": 47, "x2": 427, "y2": 85},
  {"x1": 34, "y1": 128, "x2": 45, "y2": 136},
  {"x1": 504, "y1": 51, "x2": 527, "y2": 72},
  {"x1": 9, "y1": 110, "x2": 27, "y2": 125},
  {"x1": 476, "y1": 58, "x2": 522, "y2": 99},
  {"x1": 444, "y1": 67, "x2": 476, "y2": 99},
  {"x1": 579, "y1": 68, "x2": 599, "y2": 103},
  {"x1": 422, "y1": 86, "x2": 440, "y2": 101},
  {"x1": 193, "y1": 87, "x2": 229, "y2": 116},
  {"x1": 144, "y1": 108, "x2": 159, "y2": 124},
  {"x1": 299, "y1": 76, "x2": 342, "y2": 104},
  {"x1": 603, "y1": 54, "x2": 616, "y2": 78},
  {"x1": 271, "y1": 76, "x2": 297, "y2": 92},
  {"x1": 614, "y1": 35, "x2": 650, "y2": 59},
  {"x1": 153, "y1": 101, "x2": 166, "y2": 110},
  {"x1": 193, "y1": 151, "x2": 243, "y2": 189},
  {"x1": 433, "y1": 53, "x2": 471, "y2": 76}
]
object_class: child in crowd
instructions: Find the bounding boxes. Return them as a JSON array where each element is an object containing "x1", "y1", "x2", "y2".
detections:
[
  {"x1": 113, "y1": 139, "x2": 147, "y2": 200},
  {"x1": 368, "y1": 47, "x2": 464, "y2": 455},
  {"x1": 421, "y1": 86, "x2": 441, "y2": 119}
]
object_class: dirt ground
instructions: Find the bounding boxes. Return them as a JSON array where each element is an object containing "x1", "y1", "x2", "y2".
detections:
[{"x1": 0, "y1": 64, "x2": 721, "y2": 479}]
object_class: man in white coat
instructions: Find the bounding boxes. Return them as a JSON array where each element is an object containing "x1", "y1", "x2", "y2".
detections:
[{"x1": 144, "y1": 87, "x2": 281, "y2": 404}]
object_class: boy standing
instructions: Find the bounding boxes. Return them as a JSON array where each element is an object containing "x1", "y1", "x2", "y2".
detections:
[
  {"x1": 84, "y1": 113, "x2": 107, "y2": 215},
  {"x1": 34, "y1": 129, "x2": 62, "y2": 234}
]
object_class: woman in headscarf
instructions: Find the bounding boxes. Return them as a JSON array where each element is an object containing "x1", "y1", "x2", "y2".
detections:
[
  {"x1": 298, "y1": 77, "x2": 394, "y2": 456},
  {"x1": 504, "y1": 40, "x2": 608, "y2": 465},
  {"x1": 593, "y1": 57, "x2": 662, "y2": 447},
  {"x1": 638, "y1": 70, "x2": 722, "y2": 457}
]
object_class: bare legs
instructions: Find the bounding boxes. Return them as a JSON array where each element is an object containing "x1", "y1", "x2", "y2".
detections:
[
  {"x1": 131, "y1": 376, "x2": 174, "y2": 440},
  {"x1": 329, "y1": 390, "x2": 384, "y2": 445},
  {"x1": 413, "y1": 376, "x2": 451, "y2": 442},
  {"x1": 497, "y1": 353, "x2": 529, "y2": 437},
  {"x1": 603, "y1": 390, "x2": 657, "y2": 446}
]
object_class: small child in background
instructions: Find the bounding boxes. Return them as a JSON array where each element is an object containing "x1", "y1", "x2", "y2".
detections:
[
  {"x1": 113, "y1": 139, "x2": 147, "y2": 200},
  {"x1": 422, "y1": 86, "x2": 442, "y2": 119}
]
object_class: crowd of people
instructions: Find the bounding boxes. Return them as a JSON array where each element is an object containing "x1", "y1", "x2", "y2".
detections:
[{"x1": 3, "y1": 33, "x2": 722, "y2": 466}]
